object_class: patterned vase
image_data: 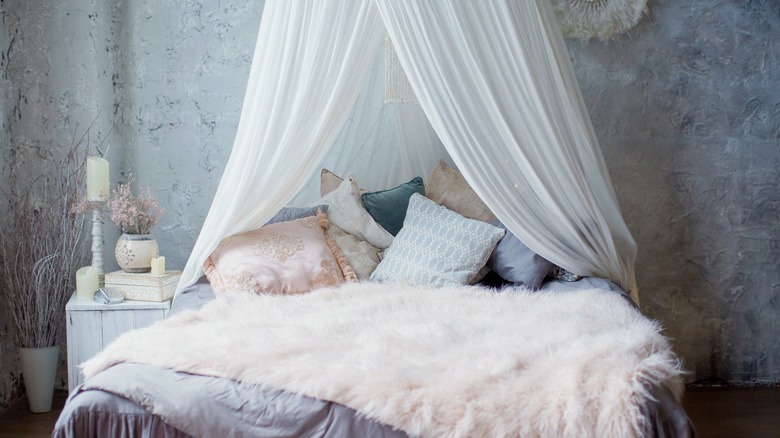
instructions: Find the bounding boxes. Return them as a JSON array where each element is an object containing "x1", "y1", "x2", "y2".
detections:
[{"x1": 115, "y1": 233, "x2": 159, "y2": 273}]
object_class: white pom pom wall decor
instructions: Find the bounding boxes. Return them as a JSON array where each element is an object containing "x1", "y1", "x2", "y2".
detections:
[{"x1": 552, "y1": 0, "x2": 649, "y2": 40}]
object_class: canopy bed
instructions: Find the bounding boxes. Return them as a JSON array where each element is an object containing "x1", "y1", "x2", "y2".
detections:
[{"x1": 54, "y1": 0, "x2": 694, "y2": 437}]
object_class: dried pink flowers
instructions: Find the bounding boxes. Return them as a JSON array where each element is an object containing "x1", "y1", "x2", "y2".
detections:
[
  {"x1": 74, "y1": 175, "x2": 164, "y2": 235},
  {"x1": 108, "y1": 177, "x2": 164, "y2": 235}
]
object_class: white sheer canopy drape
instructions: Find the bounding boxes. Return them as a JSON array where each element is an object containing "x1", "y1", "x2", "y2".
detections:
[
  {"x1": 179, "y1": 0, "x2": 639, "y2": 303},
  {"x1": 290, "y1": 50, "x2": 449, "y2": 206},
  {"x1": 178, "y1": 0, "x2": 386, "y2": 292},
  {"x1": 375, "y1": 0, "x2": 638, "y2": 300}
]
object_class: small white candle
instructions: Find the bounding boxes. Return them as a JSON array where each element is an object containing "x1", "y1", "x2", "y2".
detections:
[
  {"x1": 86, "y1": 157, "x2": 110, "y2": 201},
  {"x1": 76, "y1": 266, "x2": 100, "y2": 300},
  {"x1": 150, "y1": 256, "x2": 166, "y2": 276}
]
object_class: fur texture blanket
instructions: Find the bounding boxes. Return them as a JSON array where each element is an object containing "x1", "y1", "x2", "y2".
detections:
[{"x1": 83, "y1": 283, "x2": 684, "y2": 438}]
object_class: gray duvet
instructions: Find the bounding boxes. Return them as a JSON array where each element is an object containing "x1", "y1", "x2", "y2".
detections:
[{"x1": 53, "y1": 278, "x2": 695, "y2": 438}]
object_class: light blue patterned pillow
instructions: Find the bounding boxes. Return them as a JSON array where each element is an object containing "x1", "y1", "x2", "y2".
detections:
[{"x1": 370, "y1": 193, "x2": 505, "y2": 287}]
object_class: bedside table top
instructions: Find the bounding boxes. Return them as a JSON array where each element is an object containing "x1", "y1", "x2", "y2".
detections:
[{"x1": 66, "y1": 292, "x2": 171, "y2": 311}]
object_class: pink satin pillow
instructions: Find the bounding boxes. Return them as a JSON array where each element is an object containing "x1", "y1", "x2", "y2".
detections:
[{"x1": 204, "y1": 212, "x2": 356, "y2": 295}]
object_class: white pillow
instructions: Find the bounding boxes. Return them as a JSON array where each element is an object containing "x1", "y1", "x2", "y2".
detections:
[
  {"x1": 370, "y1": 193, "x2": 504, "y2": 287},
  {"x1": 316, "y1": 175, "x2": 393, "y2": 249}
]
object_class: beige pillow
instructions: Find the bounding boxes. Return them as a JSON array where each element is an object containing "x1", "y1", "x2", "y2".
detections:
[
  {"x1": 326, "y1": 224, "x2": 382, "y2": 280},
  {"x1": 425, "y1": 160, "x2": 496, "y2": 222},
  {"x1": 203, "y1": 212, "x2": 356, "y2": 296},
  {"x1": 320, "y1": 169, "x2": 368, "y2": 197}
]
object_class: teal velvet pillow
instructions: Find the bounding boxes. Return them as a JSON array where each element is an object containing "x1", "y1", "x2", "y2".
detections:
[{"x1": 360, "y1": 177, "x2": 425, "y2": 236}]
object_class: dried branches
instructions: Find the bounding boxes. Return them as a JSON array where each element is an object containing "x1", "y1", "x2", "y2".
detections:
[{"x1": 0, "y1": 125, "x2": 92, "y2": 348}]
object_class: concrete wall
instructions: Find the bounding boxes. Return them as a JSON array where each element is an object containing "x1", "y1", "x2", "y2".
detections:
[
  {"x1": 567, "y1": 0, "x2": 779, "y2": 383},
  {"x1": 1, "y1": 0, "x2": 777, "y2": 410},
  {"x1": 0, "y1": 0, "x2": 263, "y2": 409},
  {"x1": 0, "y1": 0, "x2": 18, "y2": 411}
]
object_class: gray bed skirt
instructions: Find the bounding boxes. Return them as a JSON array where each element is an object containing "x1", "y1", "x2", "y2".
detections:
[{"x1": 53, "y1": 277, "x2": 696, "y2": 438}]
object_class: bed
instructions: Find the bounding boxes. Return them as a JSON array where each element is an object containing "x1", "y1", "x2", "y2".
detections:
[
  {"x1": 51, "y1": 0, "x2": 694, "y2": 434},
  {"x1": 54, "y1": 168, "x2": 695, "y2": 437},
  {"x1": 54, "y1": 277, "x2": 695, "y2": 438}
]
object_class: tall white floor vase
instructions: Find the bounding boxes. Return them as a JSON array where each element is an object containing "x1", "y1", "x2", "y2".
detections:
[{"x1": 17, "y1": 345, "x2": 60, "y2": 413}]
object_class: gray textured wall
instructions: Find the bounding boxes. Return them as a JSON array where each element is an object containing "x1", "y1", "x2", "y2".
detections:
[
  {"x1": 567, "y1": 0, "x2": 779, "y2": 383},
  {"x1": 0, "y1": 0, "x2": 778, "y2": 410},
  {"x1": 0, "y1": 0, "x2": 263, "y2": 409},
  {"x1": 0, "y1": 1, "x2": 122, "y2": 408},
  {"x1": 0, "y1": 0, "x2": 17, "y2": 409}
]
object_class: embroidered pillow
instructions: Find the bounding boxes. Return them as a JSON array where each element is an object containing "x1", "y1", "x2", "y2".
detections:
[
  {"x1": 204, "y1": 212, "x2": 356, "y2": 295},
  {"x1": 326, "y1": 224, "x2": 382, "y2": 280},
  {"x1": 320, "y1": 168, "x2": 368, "y2": 197},
  {"x1": 264, "y1": 205, "x2": 329, "y2": 226},
  {"x1": 317, "y1": 174, "x2": 394, "y2": 249},
  {"x1": 370, "y1": 193, "x2": 505, "y2": 287},
  {"x1": 425, "y1": 160, "x2": 496, "y2": 222},
  {"x1": 486, "y1": 220, "x2": 554, "y2": 290},
  {"x1": 360, "y1": 176, "x2": 425, "y2": 236}
]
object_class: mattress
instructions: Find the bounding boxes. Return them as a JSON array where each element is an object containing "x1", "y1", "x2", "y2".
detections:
[{"x1": 53, "y1": 277, "x2": 695, "y2": 438}]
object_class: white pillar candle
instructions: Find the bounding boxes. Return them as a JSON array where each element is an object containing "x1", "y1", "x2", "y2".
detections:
[
  {"x1": 86, "y1": 157, "x2": 110, "y2": 201},
  {"x1": 150, "y1": 256, "x2": 166, "y2": 276},
  {"x1": 76, "y1": 266, "x2": 100, "y2": 300}
]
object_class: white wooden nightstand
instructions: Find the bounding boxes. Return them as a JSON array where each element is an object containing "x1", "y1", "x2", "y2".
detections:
[{"x1": 65, "y1": 293, "x2": 171, "y2": 392}]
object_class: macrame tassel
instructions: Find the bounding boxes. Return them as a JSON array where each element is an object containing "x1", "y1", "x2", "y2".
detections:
[
  {"x1": 316, "y1": 210, "x2": 357, "y2": 282},
  {"x1": 202, "y1": 257, "x2": 227, "y2": 295},
  {"x1": 384, "y1": 34, "x2": 418, "y2": 104},
  {"x1": 315, "y1": 210, "x2": 330, "y2": 232},
  {"x1": 326, "y1": 237, "x2": 358, "y2": 282}
]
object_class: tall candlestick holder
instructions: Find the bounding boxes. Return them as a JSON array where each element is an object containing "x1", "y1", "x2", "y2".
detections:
[
  {"x1": 86, "y1": 155, "x2": 109, "y2": 285},
  {"x1": 91, "y1": 207, "x2": 105, "y2": 285}
]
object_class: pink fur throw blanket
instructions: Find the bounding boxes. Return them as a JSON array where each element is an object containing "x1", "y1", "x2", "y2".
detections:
[{"x1": 82, "y1": 283, "x2": 684, "y2": 438}]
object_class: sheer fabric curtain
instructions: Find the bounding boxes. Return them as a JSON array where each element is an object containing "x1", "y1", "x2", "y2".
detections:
[
  {"x1": 376, "y1": 0, "x2": 639, "y2": 301},
  {"x1": 291, "y1": 50, "x2": 449, "y2": 206},
  {"x1": 181, "y1": 0, "x2": 640, "y2": 302},
  {"x1": 392, "y1": 103, "x2": 451, "y2": 184},
  {"x1": 178, "y1": 0, "x2": 385, "y2": 292}
]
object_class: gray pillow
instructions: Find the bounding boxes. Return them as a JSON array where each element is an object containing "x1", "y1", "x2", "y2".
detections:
[
  {"x1": 486, "y1": 220, "x2": 554, "y2": 290},
  {"x1": 264, "y1": 205, "x2": 328, "y2": 226}
]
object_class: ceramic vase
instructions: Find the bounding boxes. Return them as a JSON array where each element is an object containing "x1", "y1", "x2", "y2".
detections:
[
  {"x1": 115, "y1": 233, "x2": 159, "y2": 273},
  {"x1": 18, "y1": 345, "x2": 60, "y2": 413}
]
